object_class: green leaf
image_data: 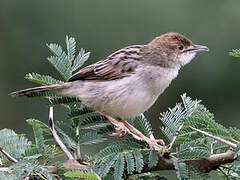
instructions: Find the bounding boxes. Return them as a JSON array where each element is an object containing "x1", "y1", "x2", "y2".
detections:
[
  {"x1": 114, "y1": 154, "x2": 125, "y2": 180},
  {"x1": 47, "y1": 56, "x2": 71, "y2": 80},
  {"x1": 159, "y1": 94, "x2": 199, "y2": 143},
  {"x1": 72, "y1": 48, "x2": 90, "y2": 72},
  {"x1": 134, "y1": 114, "x2": 153, "y2": 138},
  {"x1": 125, "y1": 152, "x2": 135, "y2": 175},
  {"x1": 94, "y1": 140, "x2": 140, "y2": 165},
  {"x1": 233, "y1": 144, "x2": 240, "y2": 158},
  {"x1": 47, "y1": 41, "x2": 72, "y2": 80},
  {"x1": 47, "y1": 37, "x2": 90, "y2": 80},
  {"x1": 160, "y1": 103, "x2": 185, "y2": 143},
  {"x1": 183, "y1": 112, "x2": 231, "y2": 140},
  {"x1": 11, "y1": 159, "x2": 53, "y2": 180},
  {"x1": 177, "y1": 149, "x2": 210, "y2": 160},
  {"x1": 176, "y1": 140, "x2": 210, "y2": 159},
  {"x1": 47, "y1": 43, "x2": 66, "y2": 58},
  {"x1": 96, "y1": 153, "x2": 118, "y2": 177},
  {"x1": 79, "y1": 131, "x2": 106, "y2": 145},
  {"x1": 49, "y1": 96, "x2": 81, "y2": 106},
  {"x1": 229, "y1": 127, "x2": 240, "y2": 142},
  {"x1": 25, "y1": 72, "x2": 63, "y2": 85},
  {"x1": 68, "y1": 105, "x2": 107, "y2": 129},
  {"x1": 148, "y1": 150, "x2": 158, "y2": 168},
  {"x1": 93, "y1": 139, "x2": 141, "y2": 178},
  {"x1": 0, "y1": 129, "x2": 31, "y2": 160},
  {"x1": 26, "y1": 119, "x2": 48, "y2": 149},
  {"x1": 134, "y1": 150, "x2": 144, "y2": 173},
  {"x1": 55, "y1": 121, "x2": 77, "y2": 149},
  {"x1": 66, "y1": 36, "x2": 76, "y2": 63},
  {"x1": 172, "y1": 158, "x2": 189, "y2": 180},
  {"x1": 64, "y1": 170, "x2": 100, "y2": 180}
]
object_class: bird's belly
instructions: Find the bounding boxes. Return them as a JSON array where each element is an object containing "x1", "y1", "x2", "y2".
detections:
[
  {"x1": 62, "y1": 68, "x2": 174, "y2": 120},
  {"x1": 101, "y1": 86, "x2": 158, "y2": 119}
]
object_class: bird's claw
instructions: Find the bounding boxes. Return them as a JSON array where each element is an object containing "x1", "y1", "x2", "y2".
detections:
[
  {"x1": 146, "y1": 138, "x2": 165, "y2": 150},
  {"x1": 110, "y1": 122, "x2": 130, "y2": 137}
]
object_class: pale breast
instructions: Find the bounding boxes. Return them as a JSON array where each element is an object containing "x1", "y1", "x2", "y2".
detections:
[{"x1": 61, "y1": 65, "x2": 179, "y2": 120}]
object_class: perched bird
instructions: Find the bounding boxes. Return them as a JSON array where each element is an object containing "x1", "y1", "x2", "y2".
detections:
[{"x1": 10, "y1": 32, "x2": 209, "y2": 149}]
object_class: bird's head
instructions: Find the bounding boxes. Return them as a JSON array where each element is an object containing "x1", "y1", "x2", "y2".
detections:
[{"x1": 147, "y1": 32, "x2": 209, "y2": 67}]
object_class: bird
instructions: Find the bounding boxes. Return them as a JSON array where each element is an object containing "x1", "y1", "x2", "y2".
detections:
[{"x1": 10, "y1": 32, "x2": 209, "y2": 149}]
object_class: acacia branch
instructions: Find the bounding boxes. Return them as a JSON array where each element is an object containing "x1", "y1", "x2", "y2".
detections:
[
  {"x1": 144, "y1": 151, "x2": 236, "y2": 173},
  {"x1": 0, "y1": 147, "x2": 18, "y2": 163},
  {"x1": 48, "y1": 105, "x2": 87, "y2": 170},
  {"x1": 48, "y1": 106, "x2": 74, "y2": 160},
  {"x1": 143, "y1": 126, "x2": 238, "y2": 173},
  {"x1": 189, "y1": 126, "x2": 237, "y2": 148}
]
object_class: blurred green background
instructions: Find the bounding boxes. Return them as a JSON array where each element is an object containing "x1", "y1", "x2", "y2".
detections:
[{"x1": 0, "y1": 0, "x2": 239, "y2": 176}]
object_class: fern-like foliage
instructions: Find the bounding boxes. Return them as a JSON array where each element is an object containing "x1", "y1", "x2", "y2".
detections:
[
  {"x1": 0, "y1": 129, "x2": 31, "y2": 161},
  {"x1": 24, "y1": 35, "x2": 90, "y2": 98},
  {"x1": 11, "y1": 159, "x2": 54, "y2": 180},
  {"x1": 148, "y1": 150, "x2": 159, "y2": 168},
  {"x1": 55, "y1": 120, "x2": 106, "y2": 150},
  {"x1": 25, "y1": 72, "x2": 63, "y2": 85},
  {"x1": 172, "y1": 158, "x2": 188, "y2": 180},
  {"x1": 92, "y1": 139, "x2": 140, "y2": 178},
  {"x1": 92, "y1": 139, "x2": 163, "y2": 179},
  {"x1": 72, "y1": 48, "x2": 91, "y2": 72},
  {"x1": 0, "y1": 121, "x2": 62, "y2": 179},
  {"x1": 159, "y1": 94, "x2": 199, "y2": 144},
  {"x1": 49, "y1": 96, "x2": 81, "y2": 106},
  {"x1": 26, "y1": 119, "x2": 63, "y2": 163},
  {"x1": 133, "y1": 113, "x2": 153, "y2": 138},
  {"x1": 47, "y1": 35, "x2": 90, "y2": 81}
]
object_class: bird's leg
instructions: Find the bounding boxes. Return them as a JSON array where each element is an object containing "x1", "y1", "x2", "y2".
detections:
[
  {"x1": 121, "y1": 120, "x2": 165, "y2": 150},
  {"x1": 103, "y1": 114, "x2": 130, "y2": 137},
  {"x1": 102, "y1": 113, "x2": 164, "y2": 149}
]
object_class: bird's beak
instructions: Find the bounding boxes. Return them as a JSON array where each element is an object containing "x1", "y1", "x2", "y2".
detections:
[{"x1": 183, "y1": 45, "x2": 209, "y2": 53}]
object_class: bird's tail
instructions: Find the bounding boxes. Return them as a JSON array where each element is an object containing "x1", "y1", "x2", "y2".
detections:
[{"x1": 9, "y1": 83, "x2": 72, "y2": 97}]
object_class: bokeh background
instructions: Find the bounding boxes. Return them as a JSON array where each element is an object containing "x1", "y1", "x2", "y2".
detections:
[{"x1": 0, "y1": 0, "x2": 240, "y2": 178}]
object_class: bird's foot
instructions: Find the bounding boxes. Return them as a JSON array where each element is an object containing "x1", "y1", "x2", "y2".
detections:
[
  {"x1": 110, "y1": 121, "x2": 130, "y2": 137},
  {"x1": 102, "y1": 113, "x2": 130, "y2": 138},
  {"x1": 144, "y1": 138, "x2": 165, "y2": 150},
  {"x1": 120, "y1": 120, "x2": 165, "y2": 150}
]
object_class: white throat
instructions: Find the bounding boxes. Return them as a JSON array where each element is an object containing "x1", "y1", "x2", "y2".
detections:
[{"x1": 179, "y1": 52, "x2": 196, "y2": 66}]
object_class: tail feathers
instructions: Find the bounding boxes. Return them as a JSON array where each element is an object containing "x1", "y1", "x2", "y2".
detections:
[{"x1": 9, "y1": 84, "x2": 69, "y2": 97}]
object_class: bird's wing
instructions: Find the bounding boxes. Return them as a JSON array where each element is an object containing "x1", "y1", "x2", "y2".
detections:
[{"x1": 68, "y1": 45, "x2": 144, "y2": 81}]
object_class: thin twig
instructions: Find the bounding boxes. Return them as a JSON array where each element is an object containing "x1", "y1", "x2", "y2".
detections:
[
  {"x1": 76, "y1": 125, "x2": 81, "y2": 159},
  {"x1": 189, "y1": 126, "x2": 237, "y2": 148},
  {"x1": 48, "y1": 106, "x2": 74, "y2": 160},
  {"x1": 48, "y1": 105, "x2": 88, "y2": 170},
  {"x1": 0, "y1": 147, "x2": 18, "y2": 163},
  {"x1": 36, "y1": 172, "x2": 47, "y2": 180}
]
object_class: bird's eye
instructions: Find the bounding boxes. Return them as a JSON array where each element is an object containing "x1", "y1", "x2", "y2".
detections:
[{"x1": 178, "y1": 46, "x2": 184, "y2": 50}]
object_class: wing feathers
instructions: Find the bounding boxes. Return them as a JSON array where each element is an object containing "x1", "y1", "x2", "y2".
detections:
[{"x1": 68, "y1": 45, "x2": 144, "y2": 82}]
